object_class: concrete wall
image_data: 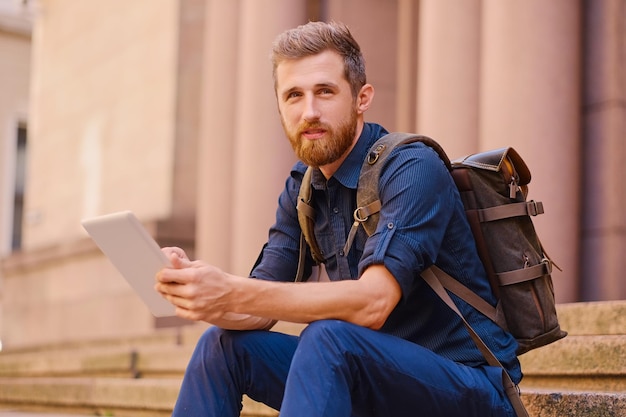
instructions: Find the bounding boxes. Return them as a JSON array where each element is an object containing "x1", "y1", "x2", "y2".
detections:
[{"x1": 25, "y1": 0, "x2": 181, "y2": 249}]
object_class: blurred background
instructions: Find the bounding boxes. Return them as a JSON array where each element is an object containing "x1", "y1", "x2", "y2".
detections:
[{"x1": 0, "y1": 0, "x2": 623, "y2": 352}]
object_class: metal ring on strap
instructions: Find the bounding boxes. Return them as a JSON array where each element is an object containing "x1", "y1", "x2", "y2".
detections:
[
  {"x1": 367, "y1": 144, "x2": 387, "y2": 165},
  {"x1": 354, "y1": 207, "x2": 369, "y2": 222},
  {"x1": 353, "y1": 200, "x2": 382, "y2": 223}
]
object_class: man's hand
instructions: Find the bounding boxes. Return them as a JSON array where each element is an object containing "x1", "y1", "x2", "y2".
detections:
[
  {"x1": 155, "y1": 247, "x2": 276, "y2": 330},
  {"x1": 155, "y1": 247, "x2": 233, "y2": 322}
]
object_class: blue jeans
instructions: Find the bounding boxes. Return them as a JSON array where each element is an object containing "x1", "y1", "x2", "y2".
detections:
[{"x1": 172, "y1": 320, "x2": 515, "y2": 417}]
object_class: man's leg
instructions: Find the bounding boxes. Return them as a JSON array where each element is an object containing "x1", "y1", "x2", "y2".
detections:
[
  {"x1": 279, "y1": 320, "x2": 515, "y2": 417},
  {"x1": 173, "y1": 326, "x2": 298, "y2": 417}
]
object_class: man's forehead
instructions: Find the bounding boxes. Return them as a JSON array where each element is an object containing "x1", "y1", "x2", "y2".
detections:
[{"x1": 275, "y1": 50, "x2": 346, "y2": 90}]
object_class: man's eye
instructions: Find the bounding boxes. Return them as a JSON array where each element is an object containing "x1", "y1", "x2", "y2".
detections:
[
  {"x1": 286, "y1": 92, "x2": 301, "y2": 99},
  {"x1": 319, "y1": 89, "x2": 333, "y2": 95}
]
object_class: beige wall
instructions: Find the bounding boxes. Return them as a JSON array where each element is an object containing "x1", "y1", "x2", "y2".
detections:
[
  {"x1": 1, "y1": 0, "x2": 624, "y2": 349},
  {"x1": 25, "y1": 0, "x2": 181, "y2": 250}
]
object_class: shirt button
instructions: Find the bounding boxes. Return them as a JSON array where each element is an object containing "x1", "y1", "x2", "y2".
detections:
[
  {"x1": 387, "y1": 222, "x2": 394, "y2": 229},
  {"x1": 339, "y1": 250, "x2": 345, "y2": 257},
  {"x1": 333, "y1": 207, "x2": 339, "y2": 214}
]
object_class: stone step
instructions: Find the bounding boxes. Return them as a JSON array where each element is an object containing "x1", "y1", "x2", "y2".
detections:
[
  {"x1": 5, "y1": 323, "x2": 625, "y2": 384},
  {"x1": 521, "y1": 390, "x2": 626, "y2": 417},
  {"x1": 519, "y1": 335, "x2": 626, "y2": 392},
  {"x1": 0, "y1": 411, "x2": 97, "y2": 417},
  {"x1": 0, "y1": 377, "x2": 180, "y2": 417},
  {"x1": 557, "y1": 300, "x2": 626, "y2": 336},
  {"x1": 1, "y1": 376, "x2": 625, "y2": 417},
  {"x1": 2, "y1": 303, "x2": 625, "y2": 416},
  {"x1": 0, "y1": 377, "x2": 276, "y2": 417},
  {"x1": 0, "y1": 345, "x2": 194, "y2": 378},
  {"x1": 0, "y1": 322, "x2": 306, "y2": 379}
]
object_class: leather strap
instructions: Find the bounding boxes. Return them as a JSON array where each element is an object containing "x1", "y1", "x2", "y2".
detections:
[
  {"x1": 475, "y1": 200, "x2": 544, "y2": 223},
  {"x1": 421, "y1": 266, "x2": 529, "y2": 417},
  {"x1": 497, "y1": 261, "x2": 552, "y2": 286},
  {"x1": 295, "y1": 233, "x2": 307, "y2": 282},
  {"x1": 297, "y1": 167, "x2": 325, "y2": 265},
  {"x1": 429, "y1": 266, "x2": 498, "y2": 323}
]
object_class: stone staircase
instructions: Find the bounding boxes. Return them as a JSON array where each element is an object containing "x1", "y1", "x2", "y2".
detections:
[
  {"x1": 518, "y1": 300, "x2": 626, "y2": 416},
  {"x1": 0, "y1": 302, "x2": 625, "y2": 416}
]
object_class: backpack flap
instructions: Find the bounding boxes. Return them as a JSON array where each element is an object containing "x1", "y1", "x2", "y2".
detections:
[{"x1": 452, "y1": 147, "x2": 531, "y2": 199}]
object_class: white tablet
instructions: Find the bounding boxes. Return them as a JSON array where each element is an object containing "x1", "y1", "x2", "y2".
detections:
[{"x1": 81, "y1": 210, "x2": 176, "y2": 317}]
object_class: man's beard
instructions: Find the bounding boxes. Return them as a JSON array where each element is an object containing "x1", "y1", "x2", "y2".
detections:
[{"x1": 284, "y1": 111, "x2": 357, "y2": 168}]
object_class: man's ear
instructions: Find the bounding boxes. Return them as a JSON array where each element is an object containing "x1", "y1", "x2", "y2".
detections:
[{"x1": 356, "y1": 84, "x2": 375, "y2": 114}]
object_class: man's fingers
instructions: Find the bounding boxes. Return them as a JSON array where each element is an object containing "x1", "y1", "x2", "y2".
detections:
[{"x1": 165, "y1": 251, "x2": 191, "y2": 269}]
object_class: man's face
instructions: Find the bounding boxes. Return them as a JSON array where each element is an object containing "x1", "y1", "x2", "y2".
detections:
[{"x1": 275, "y1": 50, "x2": 358, "y2": 168}]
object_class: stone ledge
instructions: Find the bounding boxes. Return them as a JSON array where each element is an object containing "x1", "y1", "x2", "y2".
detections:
[
  {"x1": 0, "y1": 377, "x2": 179, "y2": 412},
  {"x1": 0, "y1": 377, "x2": 276, "y2": 417},
  {"x1": 521, "y1": 390, "x2": 626, "y2": 417},
  {"x1": 8, "y1": 327, "x2": 624, "y2": 381},
  {"x1": 520, "y1": 335, "x2": 626, "y2": 375},
  {"x1": 0, "y1": 345, "x2": 195, "y2": 378},
  {"x1": 0, "y1": 324, "x2": 306, "y2": 379},
  {"x1": 557, "y1": 300, "x2": 626, "y2": 336},
  {"x1": 1, "y1": 377, "x2": 624, "y2": 417}
]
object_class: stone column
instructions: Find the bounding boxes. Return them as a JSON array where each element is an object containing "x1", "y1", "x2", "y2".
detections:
[
  {"x1": 196, "y1": 0, "x2": 241, "y2": 270},
  {"x1": 197, "y1": 0, "x2": 305, "y2": 275},
  {"x1": 416, "y1": 0, "x2": 481, "y2": 157},
  {"x1": 480, "y1": 0, "x2": 582, "y2": 301},
  {"x1": 580, "y1": 0, "x2": 626, "y2": 300},
  {"x1": 228, "y1": 0, "x2": 305, "y2": 276},
  {"x1": 395, "y1": 0, "x2": 419, "y2": 132}
]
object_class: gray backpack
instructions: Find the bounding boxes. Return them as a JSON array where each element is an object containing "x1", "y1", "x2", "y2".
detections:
[{"x1": 296, "y1": 132, "x2": 567, "y2": 417}]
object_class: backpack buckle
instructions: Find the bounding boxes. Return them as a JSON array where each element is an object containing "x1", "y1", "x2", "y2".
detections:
[
  {"x1": 367, "y1": 144, "x2": 387, "y2": 165},
  {"x1": 353, "y1": 206, "x2": 369, "y2": 222}
]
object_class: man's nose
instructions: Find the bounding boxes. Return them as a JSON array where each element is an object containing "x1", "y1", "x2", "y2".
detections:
[{"x1": 302, "y1": 96, "x2": 321, "y2": 122}]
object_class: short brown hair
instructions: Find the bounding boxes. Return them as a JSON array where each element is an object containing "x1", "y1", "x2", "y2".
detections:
[{"x1": 271, "y1": 21, "x2": 366, "y2": 97}]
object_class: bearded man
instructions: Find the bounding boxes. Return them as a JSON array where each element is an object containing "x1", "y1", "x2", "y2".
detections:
[{"x1": 156, "y1": 21, "x2": 521, "y2": 417}]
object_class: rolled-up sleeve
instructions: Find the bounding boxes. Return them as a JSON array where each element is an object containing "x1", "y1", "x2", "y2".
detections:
[{"x1": 358, "y1": 143, "x2": 457, "y2": 300}]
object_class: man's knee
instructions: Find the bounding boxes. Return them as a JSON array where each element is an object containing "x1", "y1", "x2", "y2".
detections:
[
  {"x1": 197, "y1": 325, "x2": 224, "y2": 345},
  {"x1": 298, "y1": 320, "x2": 365, "y2": 357},
  {"x1": 196, "y1": 327, "x2": 254, "y2": 359},
  {"x1": 302, "y1": 319, "x2": 354, "y2": 337}
]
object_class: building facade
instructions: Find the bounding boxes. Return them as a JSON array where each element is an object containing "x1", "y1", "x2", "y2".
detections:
[{"x1": 0, "y1": 0, "x2": 624, "y2": 349}]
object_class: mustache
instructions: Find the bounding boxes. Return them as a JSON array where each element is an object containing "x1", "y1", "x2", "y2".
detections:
[{"x1": 298, "y1": 121, "x2": 328, "y2": 133}]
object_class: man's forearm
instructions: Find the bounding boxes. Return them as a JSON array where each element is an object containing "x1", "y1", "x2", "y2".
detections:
[{"x1": 228, "y1": 266, "x2": 400, "y2": 330}]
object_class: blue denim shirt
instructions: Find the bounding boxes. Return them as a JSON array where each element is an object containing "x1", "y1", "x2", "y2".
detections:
[{"x1": 251, "y1": 123, "x2": 522, "y2": 383}]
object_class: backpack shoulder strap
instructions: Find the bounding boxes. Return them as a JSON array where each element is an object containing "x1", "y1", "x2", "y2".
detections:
[
  {"x1": 297, "y1": 166, "x2": 324, "y2": 266},
  {"x1": 353, "y1": 133, "x2": 451, "y2": 237},
  {"x1": 422, "y1": 266, "x2": 529, "y2": 417}
]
